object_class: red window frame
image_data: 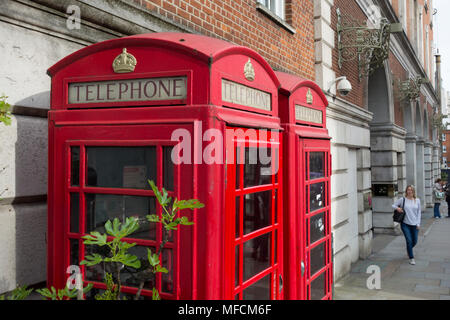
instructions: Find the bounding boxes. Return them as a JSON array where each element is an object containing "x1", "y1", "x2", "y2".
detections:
[
  {"x1": 225, "y1": 127, "x2": 283, "y2": 300},
  {"x1": 64, "y1": 139, "x2": 180, "y2": 299}
]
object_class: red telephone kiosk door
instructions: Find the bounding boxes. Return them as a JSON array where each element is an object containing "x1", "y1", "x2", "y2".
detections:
[
  {"x1": 276, "y1": 71, "x2": 332, "y2": 300},
  {"x1": 225, "y1": 127, "x2": 282, "y2": 300},
  {"x1": 301, "y1": 138, "x2": 332, "y2": 300}
]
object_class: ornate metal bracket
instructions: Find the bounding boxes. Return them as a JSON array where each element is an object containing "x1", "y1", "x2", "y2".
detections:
[
  {"x1": 397, "y1": 76, "x2": 428, "y2": 102},
  {"x1": 336, "y1": 8, "x2": 402, "y2": 81}
]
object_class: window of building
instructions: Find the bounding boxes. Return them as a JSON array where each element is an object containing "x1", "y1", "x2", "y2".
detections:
[
  {"x1": 443, "y1": 157, "x2": 447, "y2": 165},
  {"x1": 257, "y1": 0, "x2": 285, "y2": 20},
  {"x1": 444, "y1": 146, "x2": 447, "y2": 153},
  {"x1": 443, "y1": 134, "x2": 446, "y2": 142}
]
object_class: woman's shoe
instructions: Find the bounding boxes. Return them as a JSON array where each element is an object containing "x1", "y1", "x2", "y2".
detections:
[{"x1": 409, "y1": 259, "x2": 416, "y2": 265}]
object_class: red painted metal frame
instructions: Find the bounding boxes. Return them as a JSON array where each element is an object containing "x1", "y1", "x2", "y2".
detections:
[{"x1": 276, "y1": 71, "x2": 332, "y2": 300}]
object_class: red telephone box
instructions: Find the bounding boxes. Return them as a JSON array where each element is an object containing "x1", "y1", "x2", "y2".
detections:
[
  {"x1": 47, "y1": 33, "x2": 283, "y2": 300},
  {"x1": 276, "y1": 71, "x2": 333, "y2": 300}
]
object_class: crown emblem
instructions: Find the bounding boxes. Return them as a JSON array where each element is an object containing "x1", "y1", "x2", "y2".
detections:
[
  {"x1": 112, "y1": 48, "x2": 137, "y2": 73},
  {"x1": 244, "y1": 59, "x2": 255, "y2": 81},
  {"x1": 306, "y1": 88, "x2": 313, "y2": 104}
]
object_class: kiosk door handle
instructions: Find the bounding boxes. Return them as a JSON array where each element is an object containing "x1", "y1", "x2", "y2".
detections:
[
  {"x1": 279, "y1": 274, "x2": 283, "y2": 293},
  {"x1": 301, "y1": 261, "x2": 305, "y2": 277}
]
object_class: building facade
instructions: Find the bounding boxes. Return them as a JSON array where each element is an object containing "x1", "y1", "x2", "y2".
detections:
[
  {"x1": 0, "y1": 0, "x2": 441, "y2": 294},
  {"x1": 315, "y1": 0, "x2": 440, "y2": 280}
]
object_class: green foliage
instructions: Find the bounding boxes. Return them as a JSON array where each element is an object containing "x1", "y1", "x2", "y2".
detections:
[
  {"x1": 147, "y1": 180, "x2": 204, "y2": 232},
  {"x1": 0, "y1": 285, "x2": 33, "y2": 300},
  {"x1": 81, "y1": 180, "x2": 204, "y2": 300},
  {"x1": 81, "y1": 217, "x2": 141, "y2": 270},
  {"x1": 36, "y1": 284, "x2": 93, "y2": 300},
  {"x1": 0, "y1": 95, "x2": 11, "y2": 126},
  {"x1": 93, "y1": 273, "x2": 122, "y2": 300}
]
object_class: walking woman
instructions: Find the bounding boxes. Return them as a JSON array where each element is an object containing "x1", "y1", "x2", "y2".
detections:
[
  {"x1": 433, "y1": 178, "x2": 443, "y2": 219},
  {"x1": 392, "y1": 185, "x2": 421, "y2": 265}
]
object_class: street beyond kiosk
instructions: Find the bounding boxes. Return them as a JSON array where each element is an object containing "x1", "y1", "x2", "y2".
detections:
[{"x1": 47, "y1": 33, "x2": 284, "y2": 300}]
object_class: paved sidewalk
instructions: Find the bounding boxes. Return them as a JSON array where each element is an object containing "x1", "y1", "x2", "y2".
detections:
[{"x1": 334, "y1": 203, "x2": 450, "y2": 300}]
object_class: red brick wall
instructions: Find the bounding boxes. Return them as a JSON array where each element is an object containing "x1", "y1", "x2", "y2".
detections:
[
  {"x1": 330, "y1": 0, "x2": 367, "y2": 108},
  {"x1": 130, "y1": 0, "x2": 315, "y2": 80}
]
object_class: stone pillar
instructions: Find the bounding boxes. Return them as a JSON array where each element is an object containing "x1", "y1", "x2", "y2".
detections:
[
  {"x1": 415, "y1": 139, "x2": 426, "y2": 209},
  {"x1": 432, "y1": 145, "x2": 440, "y2": 182},
  {"x1": 424, "y1": 141, "x2": 433, "y2": 207},
  {"x1": 313, "y1": 0, "x2": 335, "y2": 91},
  {"x1": 357, "y1": 148, "x2": 372, "y2": 259},
  {"x1": 405, "y1": 134, "x2": 418, "y2": 187},
  {"x1": 370, "y1": 123, "x2": 405, "y2": 235}
]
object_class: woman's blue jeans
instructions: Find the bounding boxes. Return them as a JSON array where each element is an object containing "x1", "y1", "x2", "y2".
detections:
[
  {"x1": 401, "y1": 222, "x2": 419, "y2": 259},
  {"x1": 434, "y1": 202, "x2": 441, "y2": 218}
]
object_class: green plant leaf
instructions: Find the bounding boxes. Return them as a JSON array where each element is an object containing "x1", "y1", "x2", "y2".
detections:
[
  {"x1": 6, "y1": 285, "x2": 33, "y2": 300},
  {"x1": 146, "y1": 214, "x2": 160, "y2": 223},
  {"x1": 82, "y1": 232, "x2": 107, "y2": 246},
  {"x1": 165, "y1": 222, "x2": 178, "y2": 231},
  {"x1": 174, "y1": 199, "x2": 205, "y2": 210},
  {"x1": 155, "y1": 265, "x2": 168, "y2": 274},
  {"x1": 152, "y1": 288, "x2": 161, "y2": 300},
  {"x1": 80, "y1": 253, "x2": 104, "y2": 266},
  {"x1": 147, "y1": 248, "x2": 160, "y2": 267},
  {"x1": 179, "y1": 216, "x2": 194, "y2": 226},
  {"x1": 83, "y1": 283, "x2": 94, "y2": 294},
  {"x1": 149, "y1": 180, "x2": 163, "y2": 204},
  {"x1": 36, "y1": 288, "x2": 53, "y2": 300}
]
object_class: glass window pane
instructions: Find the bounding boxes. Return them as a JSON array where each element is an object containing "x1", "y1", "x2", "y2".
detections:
[
  {"x1": 71, "y1": 147, "x2": 80, "y2": 186},
  {"x1": 243, "y1": 233, "x2": 271, "y2": 282},
  {"x1": 311, "y1": 273, "x2": 326, "y2": 300},
  {"x1": 236, "y1": 197, "x2": 241, "y2": 238},
  {"x1": 310, "y1": 182, "x2": 325, "y2": 212},
  {"x1": 163, "y1": 146, "x2": 174, "y2": 191},
  {"x1": 310, "y1": 242, "x2": 326, "y2": 276},
  {"x1": 242, "y1": 274, "x2": 271, "y2": 300},
  {"x1": 305, "y1": 152, "x2": 308, "y2": 181},
  {"x1": 274, "y1": 189, "x2": 278, "y2": 224},
  {"x1": 69, "y1": 239, "x2": 79, "y2": 266},
  {"x1": 84, "y1": 245, "x2": 111, "y2": 283},
  {"x1": 122, "y1": 245, "x2": 155, "y2": 290},
  {"x1": 244, "y1": 191, "x2": 272, "y2": 235},
  {"x1": 310, "y1": 152, "x2": 325, "y2": 179},
  {"x1": 236, "y1": 147, "x2": 241, "y2": 190},
  {"x1": 310, "y1": 212, "x2": 326, "y2": 244},
  {"x1": 235, "y1": 245, "x2": 240, "y2": 288},
  {"x1": 86, "y1": 146, "x2": 157, "y2": 189},
  {"x1": 161, "y1": 248, "x2": 174, "y2": 294},
  {"x1": 85, "y1": 194, "x2": 156, "y2": 240},
  {"x1": 70, "y1": 193, "x2": 79, "y2": 233},
  {"x1": 244, "y1": 147, "x2": 272, "y2": 188}
]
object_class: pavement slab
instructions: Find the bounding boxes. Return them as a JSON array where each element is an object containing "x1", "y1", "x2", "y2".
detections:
[{"x1": 334, "y1": 205, "x2": 450, "y2": 300}]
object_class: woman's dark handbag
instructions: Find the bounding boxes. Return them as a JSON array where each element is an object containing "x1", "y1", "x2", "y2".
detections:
[{"x1": 393, "y1": 197, "x2": 406, "y2": 223}]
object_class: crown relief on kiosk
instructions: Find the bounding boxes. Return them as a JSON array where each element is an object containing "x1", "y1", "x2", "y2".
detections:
[{"x1": 113, "y1": 48, "x2": 137, "y2": 73}]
